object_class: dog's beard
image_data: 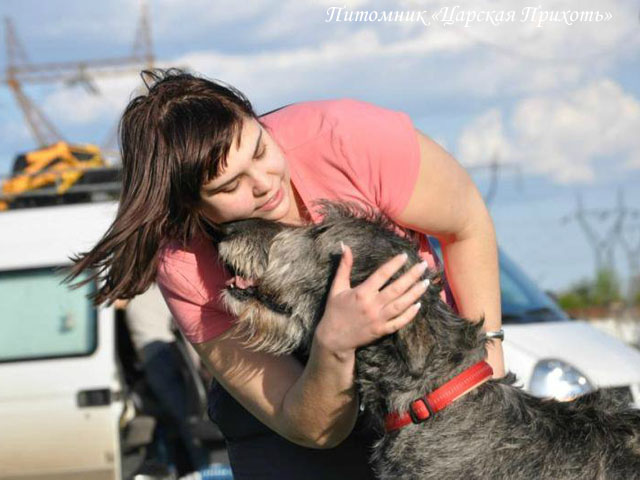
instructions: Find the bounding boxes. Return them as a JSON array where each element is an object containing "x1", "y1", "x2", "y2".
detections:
[
  {"x1": 220, "y1": 288, "x2": 304, "y2": 355},
  {"x1": 225, "y1": 279, "x2": 293, "y2": 316},
  {"x1": 217, "y1": 224, "x2": 333, "y2": 356}
]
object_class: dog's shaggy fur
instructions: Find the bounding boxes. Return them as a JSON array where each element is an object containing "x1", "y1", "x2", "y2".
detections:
[{"x1": 210, "y1": 200, "x2": 640, "y2": 480}]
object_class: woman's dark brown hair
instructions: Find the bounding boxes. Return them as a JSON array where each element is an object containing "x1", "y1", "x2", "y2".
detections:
[{"x1": 62, "y1": 68, "x2": 260, "y2": 306}]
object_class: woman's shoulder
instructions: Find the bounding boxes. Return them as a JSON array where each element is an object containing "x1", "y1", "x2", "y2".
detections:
[
  {"x1": 156, "y1": 234, "x2": 228, "y2": 302},
  {"x1": 260, "y1": 98, "x2": 369, "y2": 151},
  {"x1": 156, "y1": 234, "x2": 236, "y2": 343},
  {"x1": 260, "y1": 98, "x2": 371, "y2": 125},
  {"x1": 158, "y1": 234, "x2": 208, "y2": 264},
  {"x1": 160, "y1": 229, "x2": 228, "y2": 260}
]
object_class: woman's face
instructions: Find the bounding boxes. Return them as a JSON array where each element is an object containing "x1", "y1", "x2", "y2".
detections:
[{"x1": 199, "y1": 116, "x2": 294, "y2": 225}]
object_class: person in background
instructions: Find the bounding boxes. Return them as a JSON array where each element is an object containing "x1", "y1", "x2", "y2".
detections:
[{"x1": 118, "y1": 283, "x2": 208, "y2": 476}]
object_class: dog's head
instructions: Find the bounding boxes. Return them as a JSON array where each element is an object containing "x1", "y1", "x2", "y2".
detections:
[
  {"x1": 207, "y1": 216, "x2": 311, "y2": 354},
  {"x1": 211, "y1": 201, "x2": 486, "y2": 382}
]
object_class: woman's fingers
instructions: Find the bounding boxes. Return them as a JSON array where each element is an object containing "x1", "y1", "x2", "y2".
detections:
[
  {"x1": 355, "y1": 253, "x2": 431, "y2": 322},
  {"x1": 328, "y1": 242, "x2": 354, "y2": 295},
  {"x1": 381, "y1": 301, "x2": 422, "y2": 335},
  {"x1": 318, "y1": 246, "x2": 430, "y2": 353},
  {"x1": 380, "y1": 275, "x2": 430, "y2": 319},
  {"x1": 358, "y1": 252, "x2": 410, "y2": 293},
  {"x1": 377, "y1": 259, "x2": 429, "y2": 306}
]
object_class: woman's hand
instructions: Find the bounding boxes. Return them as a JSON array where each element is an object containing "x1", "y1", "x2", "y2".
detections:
[{"x1": 315, "y1": 243, "x2": 429, "y2": 359}]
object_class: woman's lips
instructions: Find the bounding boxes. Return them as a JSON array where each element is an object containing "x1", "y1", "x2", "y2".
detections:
[{"x1": 258, "y1": 184, "x2": 283, "y2": 211}]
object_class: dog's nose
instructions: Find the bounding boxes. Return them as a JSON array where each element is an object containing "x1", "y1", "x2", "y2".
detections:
[{"x1": 206, "y1": 222, "x2": 236, "y2": 244}]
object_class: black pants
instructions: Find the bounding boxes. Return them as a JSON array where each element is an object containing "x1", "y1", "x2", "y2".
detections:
[{"x1": 207, "y1": 379, "x2": 379, "y2": 479}]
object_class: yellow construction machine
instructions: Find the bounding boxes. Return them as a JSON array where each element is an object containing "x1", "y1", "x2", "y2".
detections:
[{"x1": 0, "y1": 142, "x2": 120, "y2": 210}]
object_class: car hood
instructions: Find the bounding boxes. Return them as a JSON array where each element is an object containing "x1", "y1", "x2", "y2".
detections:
[{"x1": 504, "y1": 321, "x2": 640, "y2": 386}]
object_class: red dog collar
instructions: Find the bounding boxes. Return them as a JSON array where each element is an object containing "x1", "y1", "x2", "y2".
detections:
[{"x1": 384, "y1": 360, "x2": 493, "y2": 432}]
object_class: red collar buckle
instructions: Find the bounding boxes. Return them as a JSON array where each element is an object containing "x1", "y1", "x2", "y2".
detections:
[
  {"x1": 408, "y1": 397, "x2": 434, "y2": 424},
  {"x1": 384, "y1": 360, "x2": 493, "y2": 433}
]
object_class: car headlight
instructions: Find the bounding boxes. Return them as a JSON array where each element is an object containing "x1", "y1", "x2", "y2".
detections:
[{"x1": 529, "y1": 359, "x2": 594, "y2": 401}]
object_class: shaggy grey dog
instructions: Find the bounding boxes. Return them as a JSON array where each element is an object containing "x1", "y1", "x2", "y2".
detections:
[{"x1": 210, "y1": 200, "x2": 640, "y2": 480}]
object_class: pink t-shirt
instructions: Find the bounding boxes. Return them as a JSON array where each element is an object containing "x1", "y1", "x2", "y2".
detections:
[{"x1": 156, "y1": 98, "x2": 453, "y2": 344}]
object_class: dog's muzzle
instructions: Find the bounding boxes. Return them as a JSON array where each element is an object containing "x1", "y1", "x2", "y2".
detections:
[{"x1": 224, "y1": 274, "x2": 293, "y2": 316}]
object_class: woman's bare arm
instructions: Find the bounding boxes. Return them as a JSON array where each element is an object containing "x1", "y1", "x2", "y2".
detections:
[
  {"x1": 193, "y1": 331, "x2": 358, "y2": 449},
  {"x1": 394, "y1": 129, "x2": 505, "y2": 378},
  {"x1": 193, "y1": 249, "x2": 428, "y2": 449}
]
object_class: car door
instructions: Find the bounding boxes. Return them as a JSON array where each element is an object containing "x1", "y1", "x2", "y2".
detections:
[{"x1": 0, "y1": 267, "x2": 124, "y2": 480}]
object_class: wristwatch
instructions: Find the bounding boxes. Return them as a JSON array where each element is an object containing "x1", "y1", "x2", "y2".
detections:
[{"x1": 485, "y1": 329, "x2": 504, "y2": 341}]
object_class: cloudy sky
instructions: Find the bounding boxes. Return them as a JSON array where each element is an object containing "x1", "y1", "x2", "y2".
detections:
[{"x1": 1, "y1": 0, "x2": 639, "y2": 293}]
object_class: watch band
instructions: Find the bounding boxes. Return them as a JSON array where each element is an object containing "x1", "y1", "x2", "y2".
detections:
[{"x1": 485, "y1": 329, "x2": 505, "y2": 341}]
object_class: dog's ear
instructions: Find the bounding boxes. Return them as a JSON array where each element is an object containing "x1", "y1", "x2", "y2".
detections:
[
  {"x1": 205, "y1": 218, "x2": 277, "y2": 245},
  {"x1": 392, "y1": 269, "x2": 444, "y2": 375},
  {"x1": 393, "y1": 310, "x2": 435, "y2": 376},
  {"x1": 203, "y1": 221, "x2": 233, "y2": 244}
]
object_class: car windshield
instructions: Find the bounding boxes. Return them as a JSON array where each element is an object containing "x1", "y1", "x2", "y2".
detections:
[
  {"x1": 0, "y1": 267, "x2": 97, "y2": 362},
  {"x1": 427, "y1": 237, "x2": 569, "y2": 325}
]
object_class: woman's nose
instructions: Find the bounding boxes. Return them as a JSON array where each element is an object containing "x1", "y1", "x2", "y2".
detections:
[{"x1": 251, "y1": 167, "x2": 272, "y2": 195}]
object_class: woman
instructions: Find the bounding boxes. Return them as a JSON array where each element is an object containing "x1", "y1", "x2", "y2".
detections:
[{"x1": 66, "y1": 69, "x2": 504, "y2": 478}]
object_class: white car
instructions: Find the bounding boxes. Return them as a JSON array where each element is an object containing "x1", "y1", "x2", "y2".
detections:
[
  {"x1": 0, "y1": 202, "x2": 127, "y2": 480},
  {"x1": 0, "y1": 201, "x2": 228, "y2": 480},
  {"x1": 431, "y1": 239, "x2": 640, "y2": 408}
]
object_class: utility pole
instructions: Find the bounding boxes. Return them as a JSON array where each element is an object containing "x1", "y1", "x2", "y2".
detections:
[
  {"x1": 2, "y1": 0, "x2": 153, "y2": 151},
  {"x1": 561, "y1": 192, "x2": 625, "y2": 274},
  {"x1": 464, "y1": 151, "x2": 521, "y2": 207},
  {"x1": 616, "y1": 190, "x2": 640, "y2": 303}
]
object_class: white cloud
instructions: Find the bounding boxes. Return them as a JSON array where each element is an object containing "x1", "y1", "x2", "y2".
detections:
[
  {"x1": 311, "y1": 0, "x2": 371, "y2": 6},
  {"x1": 173, "y1": 24, "x2": 468, "y2": 73},
  {"x1": 41, "y1": 75, "x2": 142, "y2": 128},
  {"x1": 149, "y1": 0, "x2": 639, "y2": 104},
  {"x1": 401, "y1": 0, "x2": 640, "y2": 61},
  {"x1": 457, "y1": 109, "x2": 512, "y2": 166},
  {"x1": 153, "y1": 0, "x2": 274, "y2": 33},
  {"x1": 457, "y1": 79, "x2": 640, "y2": 184},
  {"x1": 37, "y1": 0, "x2": 139, "y2": 44}
]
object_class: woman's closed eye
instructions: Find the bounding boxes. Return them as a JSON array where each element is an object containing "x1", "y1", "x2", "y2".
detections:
[
  {"x1": 256, "y1": 144, "x2": 267, "y2": 159},
  {"x1": 221, "y1": 182, "x2": 239, "y2": 194},
  {"x1": 219, "y1": 144, "x2": 267, "y2": 194}
]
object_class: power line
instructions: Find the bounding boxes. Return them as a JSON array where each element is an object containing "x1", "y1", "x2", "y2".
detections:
[
  {"x1": 464, "y1": 152, "x2": 521, "y2": 206},
  {"x1": 616, "y1": 190, "x2": 640, "y2": 298},
  {"x1": 560, "y1": 188, "x2": 638, "y2": 277}
]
